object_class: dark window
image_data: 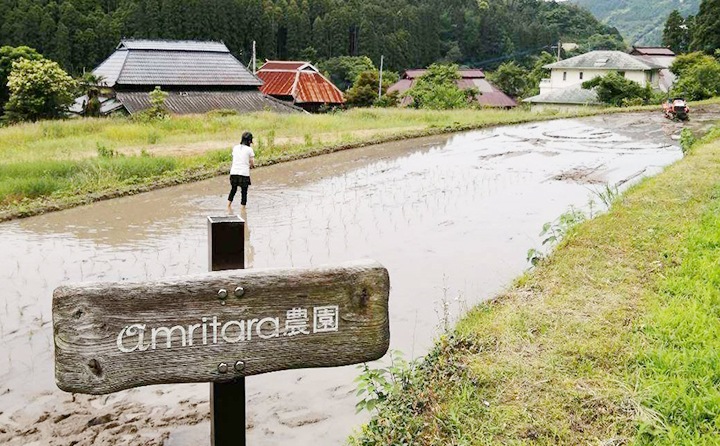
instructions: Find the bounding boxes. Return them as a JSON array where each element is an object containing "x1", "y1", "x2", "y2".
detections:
[
  {"x1": 618, "y1": 71, "x2": 626, "y2": 78},
  {"x1": 579, "y1": 72, "x2": 584, "y2": 80},
  {"x1": 563, "y1": 71, "x2": 567, "y2": 81}
]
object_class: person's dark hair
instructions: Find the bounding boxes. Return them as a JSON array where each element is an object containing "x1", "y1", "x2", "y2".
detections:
[{"x1": 241, "y1": 132, "x2": 253, "y2": 145}]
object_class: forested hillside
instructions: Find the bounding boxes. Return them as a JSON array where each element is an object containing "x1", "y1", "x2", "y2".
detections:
[
  {"x1": 0, "y1": 0, "x2": 620, "y2": 75},
  {"x1": 573, "y1": 0, "x2": 700, "y2": 45}
]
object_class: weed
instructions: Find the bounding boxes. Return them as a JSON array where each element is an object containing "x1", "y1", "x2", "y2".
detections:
[
  {"x1": 526, "y1": 206, "x2": 587, "y2": 267},
  {"x1": 591, "y1": 183, "x2": 620, "y2": 209},
  {"x1": 526, "y1": 247, "x2": 544, "y2": 266},
  {"x1": 680, "y1": 128, "x2": 697, "y2": 154},
  {"x1": 354, "y1": 350, "x2": 413, "y2": 414},
  {"x1": 266, "y1": 130, "x2": 276, "y2": 148},
  {"x1": 147, "y1": 131, "x2": 161, "y2": 145},
  {"x1": 540, "y1": 206, "x2": 586, "y2": 248},
  {"x1": 96, "y1": 142, "x2": 117, "y2": 158}
]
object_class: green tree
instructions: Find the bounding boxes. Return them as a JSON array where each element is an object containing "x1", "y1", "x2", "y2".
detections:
[
  {"x1": 3, "y1": 58, "x2": 77, "y2": 122},
  {"x1": 490, "y1": 61, "x2": 528, "y2": 98},
  {"x1": 691, "y1": 0, "x2": 720, "y2": 54},
  {"x1": 526, "y1": 51, "x2": 555, "y2": 96},
  {"x1": 53, "y1": 21, "x2": 71, "y2": 69},
  {"x1": 77, "y1": 72, "x2": 107, "y2": 117},
  {"x1": 672, "y1": 57, "x2": 720, "y2": 100},
  {"x1": 405, "y1": 63, "x2": 474, "y2": 110},
  {"x1": 582, "y1": 71, "x2": 652, "y2": 107},
  {"x1": 0, "y1": 45, "x2": 43, "y2": 108},
  {"x1": 670, "y1": 51, "x2": 715, "y2": 77},
  {"x1": 580, "y1": 33, "x2": 627, "y2": 51},
  {"x1": 0, "y1": 0, "x2": 627, "y2": 77},
  {"x1": 663, "y1": 10, "x2": 690, "y2": 54},
  {"x1": 318, "y1": 55, "x2": 375, "y2": 90},
  {"x1": 345, "y1": 69, "x2": 399, "y2": 107},
  {"x1": 374, "y1": 90, "x2": 399, "y2": 107}
]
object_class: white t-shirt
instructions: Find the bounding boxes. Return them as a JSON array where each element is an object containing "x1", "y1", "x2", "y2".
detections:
[{"x1": 230, "y1": 144, "x2": 254, "y2": 176}]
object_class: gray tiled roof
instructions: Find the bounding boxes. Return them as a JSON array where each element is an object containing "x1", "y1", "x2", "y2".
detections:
[
  {"x1": 116, "y1": 90, "x2": 303, "y2": 115},
  {"x1": 93, "y1": 50, "x2": 128, "y2": 87},
  {"x1": 93, "y1": 40, "x2": 262, "y2": 87},
  {"x1": 118, "y1": 39, "x2": 229, "y2": 52},
  {"x1": 545, "y1": 51, "x2": 663, "y2": 71},
  {"x1": 523, "y1": 87, "x2": 600, "y2": 105}
]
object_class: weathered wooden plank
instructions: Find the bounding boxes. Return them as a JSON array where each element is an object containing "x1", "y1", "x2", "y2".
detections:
[{"x1": 53, "y1": 259, "x2": 390, "y2": 395}]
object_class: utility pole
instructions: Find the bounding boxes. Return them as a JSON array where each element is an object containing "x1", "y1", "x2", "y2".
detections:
[
  {"x1": 378, "y1": 55, "x2": 384, "y2": 99},
  {"x1": 557, "y1": 41, "x2": 562, "y2": 62},
  {"x1": 252, "y1": 41, "x2": 256, "y2": 74}
]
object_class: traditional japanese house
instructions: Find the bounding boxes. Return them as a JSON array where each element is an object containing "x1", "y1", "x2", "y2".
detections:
[
  {"x1": 256, "y1": 61, "x2": 345, "y2": 112},
  {"x1": 524, "y1": 50, "x2": 664, "y2": 111},
  {"x1": 73, "y1": 39, "x2": 301, "y2": 116},
  {"x1": 629, "y1": 46, "x2": 677, "y2": 92},
  {"x1": 387, "y1": 69, "x2": 517, "y2": 108}
]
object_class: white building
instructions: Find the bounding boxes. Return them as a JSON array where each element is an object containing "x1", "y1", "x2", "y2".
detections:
[{"x1": 525, "y1": 51, "x2": 664, "y2": 112}]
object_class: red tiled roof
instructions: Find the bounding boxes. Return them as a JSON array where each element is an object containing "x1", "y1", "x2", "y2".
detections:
[
  {"x1": 631, "y1": 47, "x2": 676, "y2": 57},
  {"x1": 260, "y1": 61, "x2": 307, "y2": 70},
  {"x1": 294, "y1": 72, "x2": 344, "y2": 104},
  {"x1": 403, "y1": 68, "x2": 485, "y2": 79},
  {"x1": 256, "y1": 70, "x2": 296, "y2": 96},
  {"x1": 257, "y1": 62, "x2": 344, "y2": 104},
  {"x1": 388, "y1": 75, "x2": 517, "y2": 108}
]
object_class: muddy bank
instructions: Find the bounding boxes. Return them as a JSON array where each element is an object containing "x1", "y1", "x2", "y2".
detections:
[{"x1": 0, "y1": 111, "x2": 715, "y2": 446}]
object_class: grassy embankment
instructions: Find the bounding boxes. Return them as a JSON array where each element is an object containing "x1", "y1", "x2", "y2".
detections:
[
  {"x1": 350, "y1": 126, "x2": 720, "y2": 445},
  {"x1": 0, "y1": 102, "x2": 683, "y2": 221}
]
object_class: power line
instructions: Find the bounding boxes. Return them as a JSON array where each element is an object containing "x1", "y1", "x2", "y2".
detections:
[{"x1": 470, "y1": 44, "x2": 554, "y2": 67}]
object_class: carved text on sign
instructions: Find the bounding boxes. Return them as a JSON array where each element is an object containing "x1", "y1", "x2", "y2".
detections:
[{"x1": 116, "y1": 306, "x2": 340, "y2": 352}]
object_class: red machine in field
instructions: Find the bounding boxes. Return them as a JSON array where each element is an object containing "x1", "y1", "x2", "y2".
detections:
[{"x1": 663, "y1": 98, "x2": 690, "y2": 121}]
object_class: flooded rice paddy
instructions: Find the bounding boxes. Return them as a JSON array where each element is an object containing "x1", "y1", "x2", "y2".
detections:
[{"x1": 0, "y1": 111, "x2": 713, "y2": 445}]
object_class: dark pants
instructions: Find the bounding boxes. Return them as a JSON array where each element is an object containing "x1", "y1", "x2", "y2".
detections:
[{"x1": 228, "y1": 175, "x2": 251, "y2": 205}]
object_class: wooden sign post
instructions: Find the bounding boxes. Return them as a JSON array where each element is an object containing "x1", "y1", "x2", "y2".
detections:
[
  {"x1": 208, "y1": 216, "x2": 247, "y2": 446},
  {"x1": 53, "y1": 216, "x2": 390, "y2": 445}
]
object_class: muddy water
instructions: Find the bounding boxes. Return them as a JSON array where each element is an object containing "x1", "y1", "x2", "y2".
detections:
[{"x1": 0, "y1": 111, "x2": 710, "y2": 445}]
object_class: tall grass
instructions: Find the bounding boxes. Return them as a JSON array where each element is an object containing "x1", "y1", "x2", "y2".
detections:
[
  {"x1": 0, "y1": 107, "x2": 615, "y2": 164},
  {"x1": 0, "y1": 156, "x2": 178, "y2": 205}
]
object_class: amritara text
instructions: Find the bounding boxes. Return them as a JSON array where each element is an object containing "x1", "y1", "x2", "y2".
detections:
[{"x1": 116, "y1": 306, "x2": 340, "y2": 353}]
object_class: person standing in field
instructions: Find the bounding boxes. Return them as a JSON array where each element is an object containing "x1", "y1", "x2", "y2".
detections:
[{"x1": 228, "y1": 132, "x2": 255, "y2": 211}]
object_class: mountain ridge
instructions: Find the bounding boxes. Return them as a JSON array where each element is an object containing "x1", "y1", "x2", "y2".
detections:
[{"x1": 572, "y1": 0, "x2": 700, "y2": 46}]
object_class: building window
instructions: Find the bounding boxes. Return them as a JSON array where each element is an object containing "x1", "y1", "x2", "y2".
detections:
[
  {"x1": 579, "y1": 72, "x2": 584, "y2": 80},
  {"x1": 563, "y1": 71, "x2": 567, "y2": 81},
  {"x1": 618, "y1": 71, "x2": 626, "y2": 78}
]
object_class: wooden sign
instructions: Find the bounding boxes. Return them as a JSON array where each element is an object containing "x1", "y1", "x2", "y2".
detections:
[{"x1": 53, "y1": 259, "x2": 390, "y2": 395}]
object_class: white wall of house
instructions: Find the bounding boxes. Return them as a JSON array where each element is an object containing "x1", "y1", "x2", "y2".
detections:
[
  {"x1": 540, "y1": 68, "x2": 659, "y2": 95},
  {"x1": 530, "y1": 103, "x2": 603, "y2": 113}
]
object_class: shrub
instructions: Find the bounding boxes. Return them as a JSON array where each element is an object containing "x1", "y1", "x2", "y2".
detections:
[
  {"x1": 133, "y1": 86, "x2": 169, "y2": 122},
  {"x1": 672, "y1": 57, "x2": 720, "y2": 100},
  {"x1": 374, "y1": 91, "x2": 400, "y2": 108},
  {"x1": 0, "y1": 45, "x2": 43, "y2": 108},
  {"x1": 318, "y1": 56, "x2": 375, "y2": 91},
  {"x1": 345, "y1": 70, "x2": 400, "y2": 108},
  {"x1": 680, "y1": 128, "x2": 697, "y2": 154},
  {"x1": 490, "y1": 61, "x2": 529, "y2": 98},
  {"x1": 670, "y1": 52, "x2": 716, "y2": 77},
  {"x1": 3, "y1": 58, "x2": 76, "y2": 122},
  {"x1": 406, "y1": 64, "x2": 475, "y2": 110},
  {"x1": 582, "y1": 71, "x2": 652, "y2": 107}
]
